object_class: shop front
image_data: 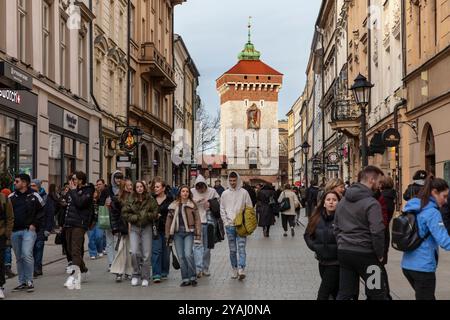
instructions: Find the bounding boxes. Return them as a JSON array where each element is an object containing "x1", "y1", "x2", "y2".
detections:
[{"x1": 48, "y1": 102, "x2": 89, "y2": 188}]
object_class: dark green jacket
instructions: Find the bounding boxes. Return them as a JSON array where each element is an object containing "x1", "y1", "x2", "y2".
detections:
[{"x1": 122, "y1": 194, "x2": 159, "y2": 227}]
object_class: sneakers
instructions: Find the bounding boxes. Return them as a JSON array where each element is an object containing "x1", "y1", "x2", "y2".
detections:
[
  {"x1": 190, "y1": 280, "x2": 198, "y2": 287},
  {"x1": 291, "y1": 227, "x2": 295, "y2": 237},
  {"x1": 98, "y1": 253, "x2": 104, "y2": 258},
  {"x1": 202, "y1": 270, "x2": 211, "y2": 277},
  {"x1": 196, "y1": 271, "x2": 203, "y2": 278},
  {"x1": 64, "y1": 275, "x2": 75, "y2": 288},
  {"x1": 141, "y1": 280, "x2": 149, "y2": 287},
  {"x1": 26, "y1": 281, "x2": 35, "y2": 292},
  {"x1": 180, "y1": 281, "x2": 191, "y2": 287},
  {"x1": 161, "y1": 275, "x2": 168, "y2": 280},
  {"x1": 0, "y1": 287, "x2": 4, "y2": 299},
  {"x1": 12, "y1": 283, "x2": 27, "y2": 292},
  {"x1": 33, "y1": 270, "x2": 43, "y2": 278},
  {"x1": 115, "y1": 275, "x2": 123, "y2": 283},
  {"x1": 283, "y1": 232, "x2": 288, "y2": 237},
  {"x1": 66, "y1": 264, "x2": 74, "y2": 274},
  {"x1": 153, "y1": 278, "x2": 161, "y2": 284},
  {"x1": 90, "y1": 256, "x2": 96, "y2": 260},
  {"x1": 238, "y1": 269, "x2": 246, "y2": 281},
  {"x1": 131, "y1": 277, "x2": 139, "y2": 286},
  {"x1": 231, "y1": 269, "x2": 238, "y2": 279}
]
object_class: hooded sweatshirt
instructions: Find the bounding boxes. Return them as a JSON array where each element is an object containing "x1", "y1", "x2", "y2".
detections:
[
  {"x1": 108, "y1": 170, "x2": 123, "y2": 198},
  {"x1": 402, "y1": 197, "x2": 450, "y2": 272},
  {"x1": 334, "y1": 183, "x2": 385, "y2": 259},
  {"x1": 220, "y1": 171, "x2": 253, "y2": 227},
  {"x1": 191, "y1": 175, "x2": 220, "y2": 224}
]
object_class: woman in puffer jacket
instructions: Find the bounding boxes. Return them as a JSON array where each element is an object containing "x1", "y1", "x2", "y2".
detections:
[
  {"x1": 109, "y1": 179, "x2": 133, "y2": 282},
  {"x1": 304, "y1": 191, "x2": 341, "y2": 300},
  {"x1": 122, "y1": 181, "x2": 159, "y2": 287}
]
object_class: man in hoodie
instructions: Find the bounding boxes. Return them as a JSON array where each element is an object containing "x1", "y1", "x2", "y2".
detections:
[
  {"x1": 220, "y1": 171, "x2": 253, "y2": 280},
  {"x1": 9, "y1": 174, "x2": 44, "y2": 293},
  {"x1": 334, "y1": 166, "x2": 387, "y2": 300},
  {"x1": 191, "y1": 175, "x2": 220, "y2": 277}
]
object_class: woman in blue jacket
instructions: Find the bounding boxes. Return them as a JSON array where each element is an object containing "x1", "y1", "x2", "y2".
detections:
[{"x1": 402, "y1": 176, "x2": 450, "y2": 300}]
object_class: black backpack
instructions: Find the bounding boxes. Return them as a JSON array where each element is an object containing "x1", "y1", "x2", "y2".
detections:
[{"x1": 391, "y1": 210, "x2": 430, "y2": 252}]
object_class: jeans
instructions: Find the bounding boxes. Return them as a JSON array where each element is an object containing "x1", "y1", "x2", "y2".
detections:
[
  {"x1": 88, "y1": 225, "x2": 104, "y2": 257},
  {"x1": 66, "y1": 227, "x2": 88, "y2": 273},
  {"x1": 129, "y1": 224, "x2": 152, "y2": 280},
  {"x1": 11, "y1": 229, "x2": 37, "y2": 284},
  {"x1": 151, "y1": 232, "x2": 170, "y2": 279},
  {"x1": 173, "y1": 231, "x2": 196, "y2": 283},
  {"x1": 4, "y1": 246, "x2": 11, "y2": 267},
  {"x1": 104, "y1": 229, "x2": 116, "y2": 266},
  {"x1": 403, "y1": 269, "x2": 436, "y2": 300},
  {"x1": 337, "y1": 250, "x2": 387, "y2": 300},
  {"x1": 0, "y1": 238, "x2": 6, "y2": 287},
  {"x1": 318, "y1": 264, "x2": 340, "y2": 300},
  {"x1": 225, "y1": 226, "x2": 247, "y2": 270},
  {"x1": 33, "y1": 239, "x2": 45, "y2": 272},
  {"x1": 281, "y1": 214, "x2": 295, "y2": 232},
  {"x1": 194, "y1": 223, "x2": 211, "y2": 273}
]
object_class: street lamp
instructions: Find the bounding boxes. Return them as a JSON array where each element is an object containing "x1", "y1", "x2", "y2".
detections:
[
  {"x1": 301, "y1": 141, "x2": 311, "y2": 189},
  {"x1": 351, "y1": 73, "x2": 374, "y2": 167},
  {"x1": 207, "y1": 164, "x2": 213, "y2": 187},
  {"x1": 289, "y1": 158, "x2": 296, "y2": 186}
]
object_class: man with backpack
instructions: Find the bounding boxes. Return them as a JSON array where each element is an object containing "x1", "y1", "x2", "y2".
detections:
[
  {"x1": 0, "y1": 191, "x2": 14, "y2": 299},
  {"x1": 9, "y1": 174, "x2": 44, "y2": 293},
  {"x1": 334, "y1": 166, "x2": 387, "y2": 300}
]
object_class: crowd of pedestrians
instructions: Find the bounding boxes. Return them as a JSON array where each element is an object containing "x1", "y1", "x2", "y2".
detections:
[{"x1": 1, "y1": 165, "x2": 450, "y2": 300}]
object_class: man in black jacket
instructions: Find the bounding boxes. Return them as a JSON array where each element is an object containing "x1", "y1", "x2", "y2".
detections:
[
  {"x1": 9, "y1": 174, "x2": 44, "y2": 293},
  {"x1": 64, "y1": 171, "x2": 94, "y2": 290},
  {"x1": 305, "y1": 181, "x2": 319, "y2": 217},
  {"x1": 334, "y1": 166, "x2": 387, "y2": 300}
]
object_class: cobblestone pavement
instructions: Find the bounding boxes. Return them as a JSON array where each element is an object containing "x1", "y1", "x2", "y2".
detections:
[{"x1": 5, "y1": 209, "x2": 450, "y2": 300}]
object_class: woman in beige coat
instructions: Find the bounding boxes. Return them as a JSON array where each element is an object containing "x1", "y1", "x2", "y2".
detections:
[{"x1": 278, "y1": 184, "x2": 301, "y2": 237}]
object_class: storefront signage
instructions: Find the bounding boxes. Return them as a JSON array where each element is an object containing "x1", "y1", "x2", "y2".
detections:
[
  {"x1": 0, "y1": 61, "x2": 33, "y2": 90},
  {"x1": 63, "y1": 110, "x2": 79, "y2": 132},
  {"x1": 0, "y1": 90, "x2": 21, "y2": 104},
  {"x1": 382, "y1": 128, "x2": 401, "y2": 148},
  {"x1": 327, "y1": 164, "x2": 340, "y2": 172}
]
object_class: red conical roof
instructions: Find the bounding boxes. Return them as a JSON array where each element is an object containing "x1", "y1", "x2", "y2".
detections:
[{"x1": 222, "y1": 60, "x2": 283, "y2": 76}]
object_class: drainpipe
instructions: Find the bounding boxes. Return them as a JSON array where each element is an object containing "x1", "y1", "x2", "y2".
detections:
[
  {"x1": 394, "y1": 98, "x2": 407, "y2": 212},
  {"x1": 127, "y1": 0, "x2": 131, "y2": 127},
  {"x1": 401, "y1": 0, "x2": 407, "y2": 79},
  {"x1": 89, "y1": 0, "x2": 103, "y2": 179}
]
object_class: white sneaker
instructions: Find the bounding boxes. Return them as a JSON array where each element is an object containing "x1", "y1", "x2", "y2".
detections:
[
  {"x1": 90, "y1": 256, "x2": 96, "y2": 260},
  {"x1": 203, "y1": 269, "x2": 211, "y2": 277},
  {"x1": 141, "y1": 280, "x2": 149, "y2": 287},
  {"x1": 131, "y1": 277, "x2": 139, "y2": 286},
  {"x1": 66, "y1": 265, "x2": 74, "y2": 274},
  {"x1": 231, "y1": 269, "x2": 238, "y2": 279},
  {"x1": 64, "y1": 275, "x2": 75, "y2": 288},
  {"x1": 0, "y1": 287, "x2": 5, "y2": 299},
  {"x1": 98, "y1": 253, "x2": 104, "y2": 258},
  {"x1": 238, "y1": 269, "x2": 246, "y2": 280},
  {"x1": 73, "y1": 278, "x2": 81, "y2": 290}
]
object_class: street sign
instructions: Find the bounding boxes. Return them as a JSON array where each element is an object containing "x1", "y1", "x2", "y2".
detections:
[
  {"x1": 327, "y1": 164, "x2": 340, "y2": 172},
  {"x1": 117, "y1": 155, "x2": 132, "y2": 168}
]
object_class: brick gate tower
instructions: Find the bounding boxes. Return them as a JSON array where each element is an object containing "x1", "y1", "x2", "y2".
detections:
[{"x1": 216, "y1": 19, "x2": 283, "y2": 185}]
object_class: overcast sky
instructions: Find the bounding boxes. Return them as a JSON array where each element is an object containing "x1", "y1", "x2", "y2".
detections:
[{"x1": 174, "y1": 0, "x2": 321, "y2": 120}]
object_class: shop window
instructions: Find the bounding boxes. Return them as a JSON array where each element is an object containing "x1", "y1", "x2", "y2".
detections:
[
  {"x1": 0, "y1": 115, "x2": 16, "y2": 141},
  {"x1": 49, "y1": 133, "x2": 61, "y2": 187},
  {"x1": 76, "y1": 141, "x2": 87, "y2": 173},
  {"x1": 18, "y1": 122, "x2": 34, "y2": 176}
]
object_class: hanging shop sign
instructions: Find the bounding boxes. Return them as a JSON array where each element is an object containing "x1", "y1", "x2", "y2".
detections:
[
  {"x1": 382, "y1": 128, "x2": 401, "y2": 148},
  {"x1": 120, "y1": 127, "x2": 138, "y2": 152}
]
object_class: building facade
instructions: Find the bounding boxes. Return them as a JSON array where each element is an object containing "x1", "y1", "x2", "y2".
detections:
[
  {"x1": 127, "y1": 0, "x2": 186, "y2": 184},
  {"x1": 173, "y1": 34, "x2": 200, "y2": 186},
  {"x1": 217, "y1": 27, "x2": 283, "y2": 186},
  {"x1": 278, "y1": 119, "x2": 288, "y2": 187},
  {"x1": 286, "y1": 109, "x2": 294, "y2": 183},
  {"x1": 0, "y1": 0, "x2": 100, "y2": 189},
  {"x1": 92, "y1": 0, "x2": 128, "y2": 184}
]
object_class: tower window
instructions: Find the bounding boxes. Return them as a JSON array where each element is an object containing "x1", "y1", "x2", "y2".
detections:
[
  {"x1": 256, "y1": 76, "x2": 259, "y2": 80},
  {"x1": 268, "y1": 76, "x2": 272, "y2": 80},
  {"x1": 244, "y1": 75, "x2": 248, "y2": 79}
]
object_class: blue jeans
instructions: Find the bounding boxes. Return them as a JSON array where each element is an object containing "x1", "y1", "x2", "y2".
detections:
[
  {"x1": 88, "y1": 225, "x2": 104, "y2": 257},
  {"x1": 194, "y1": 223, "x2": 211, "y2": 273},
  {"x1": 173, "y1": 231, "x2": 196, "y2": 283},
  {"x1": 151, "y1": 232, "x2": 170, "y2": 279},
  {"x1": 11, "y1": 229, "x2": 37, "y2": 284},
  {"x1": 33, "y1": 239, "x2": 45, "y2": 271},
  {"x1": 4, "y1": 246, "x2": 12, "y2": 267},
  {"x1": 225, "y1": 226, "x2": 247, "y2": 270}
]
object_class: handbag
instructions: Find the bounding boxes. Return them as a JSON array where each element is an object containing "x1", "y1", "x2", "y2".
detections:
[
  {"x1": 171, "y1": 247, "x2": 180, "y2": 270},
  {"x1": 97, "y1": 205, "x2": 111, "y2": 230},
  {"x1": 279, "y1": 192, "x2": 291, "y2": 212},
  {"x1": 235, "y1": 207, "x2": 257, "y2": 237}
]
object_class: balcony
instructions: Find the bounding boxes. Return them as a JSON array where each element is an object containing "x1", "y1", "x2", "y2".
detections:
[
  {"x1": 140, "y1": 42, "x2": 176, "y2": 91},
  {"x1": 330, "y1": 99, "x2": 361, "y2": 137}
]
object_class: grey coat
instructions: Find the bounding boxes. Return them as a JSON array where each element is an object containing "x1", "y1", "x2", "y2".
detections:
[{"x1": 333, "y1": 183, "x2": 385, "y2": 260}]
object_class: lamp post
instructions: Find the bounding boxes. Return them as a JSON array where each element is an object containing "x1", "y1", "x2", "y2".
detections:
[
  {"x1": 350, "y1": 74, "x2": 374, "y2": 168},
  {"x1": 289, "y1": 158, "x2": 296, "y2": 186},
  {"x1": 207, "y1": 164, "x2": 213, "y2": 187},
  {"x1": 301, "y1": 141, "x2": 311, "y2": 188}
]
